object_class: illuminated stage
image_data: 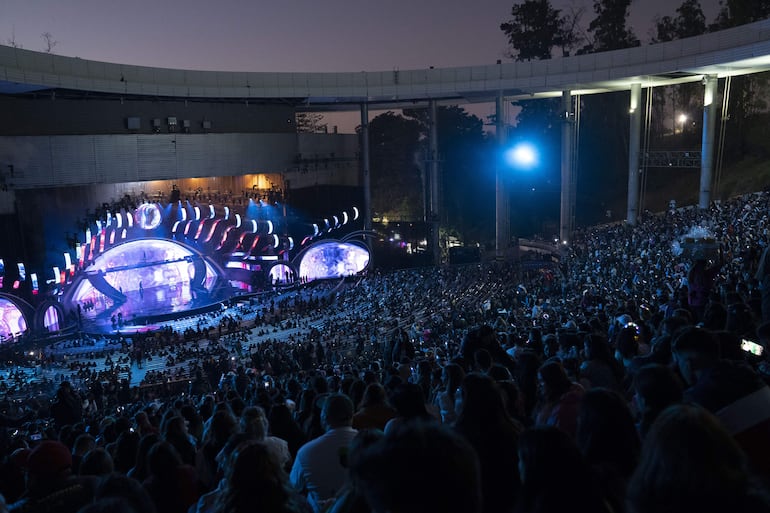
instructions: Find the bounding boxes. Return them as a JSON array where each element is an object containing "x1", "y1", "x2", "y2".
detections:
[
  {"x1": 63, "y1": 238, "x2": 229, "y2": 335},
  {"x1": 0, "y1": 200, "x2": 370, "y2": 340}
]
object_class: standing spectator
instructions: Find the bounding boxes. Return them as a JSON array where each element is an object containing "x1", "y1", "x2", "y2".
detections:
[
  {"x1": 688, "y1": 256, "x2": 721, "y2": 322},
  {"x1": 433, "y1": 363, "x2": 465, "y2": 425},
  {"x1": 50, "y1": 382, "x2": 82, "y2": 431}
]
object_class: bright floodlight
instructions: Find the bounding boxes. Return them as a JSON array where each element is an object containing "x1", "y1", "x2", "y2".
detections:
[{"x1": 505, "y1": 143, "x2": 538, "y2": 169}]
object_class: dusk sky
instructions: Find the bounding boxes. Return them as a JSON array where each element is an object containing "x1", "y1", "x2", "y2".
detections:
[{"x1": 2, "y1": 0, "x2": 721, "y2": 129}]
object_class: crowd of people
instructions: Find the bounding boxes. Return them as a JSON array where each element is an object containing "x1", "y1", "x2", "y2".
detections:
[{"x1": 1, "y1": 190, "x2": 770, "y2": 512}]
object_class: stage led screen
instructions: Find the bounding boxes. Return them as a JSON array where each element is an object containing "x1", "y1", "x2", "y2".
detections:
[
  {"x1": 0, "y1": 297, "x2": 27, "y2": 341},
  {"x1": 71, "y1": 239, "x2": 218, "y2": 312},
  {"x1": 298, "y1": 241, "x2": 369, "y2": 282},
  {"x1": 269, "y1": 263, "x2": 293, "y2": 284}
]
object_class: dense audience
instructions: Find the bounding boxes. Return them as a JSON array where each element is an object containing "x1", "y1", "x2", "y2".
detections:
[{"x1": 2, "y1": 190, "x2": 770, "y2": 512}]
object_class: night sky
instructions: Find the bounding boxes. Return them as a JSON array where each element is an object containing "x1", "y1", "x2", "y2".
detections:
[{"x1": 2, "y1": 0, "x2": 720, "y2": 72}]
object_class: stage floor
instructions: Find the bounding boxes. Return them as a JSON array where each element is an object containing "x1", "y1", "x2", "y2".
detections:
[{"x1": 78, "y1": 284, "x2": 221, "y2": 335}]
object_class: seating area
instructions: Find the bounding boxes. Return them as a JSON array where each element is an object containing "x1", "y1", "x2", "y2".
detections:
[{"x1": 1, "y1": 190, "x2": 770, "y2": 513}]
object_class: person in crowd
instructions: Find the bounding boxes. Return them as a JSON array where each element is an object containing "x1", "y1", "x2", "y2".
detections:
[
  {"x1": 454, "y1": 373, "x2": 522, "y2": 513},
  {"x1": 213, "y1": 441, "x2": 311, "y2": 513},
  {"x1": 162, "y1": 414, "x2": 197, "y2": 466},
  {"x1": 269, "y1": 403, "x2": 307, "y2": 460},
  {"x1": 631, "y1": 363, "x2": 683, "y2": 439},
  {"x1": 290, "y1": 394, "x2": 358, "y2": 512},
  {"x1": 71, "y1": 433, "x2": 96, "y2": 475},
  {"x1": 8, "y1": 440, "x2": 96, "y2": 513},
  {"x1": 688, "y1": 254, "x2": 722, "y2": 322},
  {"x1": 352, "y1": 421, "x2": 482, "y2": 513},
  {"x1": 515, "y1": 427, "x2": 611, "y2": 513},
  {"x1": 627, "y1": 404, "x2": 770, "y2": 513},
  {"x1": 326, "y1": 429, "x2": 385, "y2": 513},
  {"x1": 188, "y1": 433, "x2": 251, "y2": 513},
  {"x1": 142, "y1": 441, "x2": 200, "y2": 513},
  {"x1": 533, "y1": 360, "x2": 584, "y2": 437},
  {"x1": 196, "y1": 409, "x2": 238, "y2": 491},
  {"x1": 126, "y1": 433, "x2": 159, "y2": 483},
  {"x1": 575, "y1": 388, "x2": 640, "y2": 513},
  {"x1": 579, "y1": 334, "x2": 623, "y2": 391},
  {"x1": 351, "y1": 383, "x2": 397, "y2": 431},
  {"x1": 240, "y1": 405, "x2": 291, "y2": 469},
  {"x1": 50, "y1": 382, "x2": 83, "y2": 432},
  {"x1": 89, "y1": 474, "x2": 157, "y2": 513},
  {"x1": 384, "y1": 382, "x2": 435, "y2": 433},
  {"x1": 433, "y1": 363, "x2": 465, "y2": 425},
  {"x1": 672, "y1": 325, "x2": 770, "y2": 477},
  {"x1": 79, "y1": 447, "x2": 115, "y2": 477}
]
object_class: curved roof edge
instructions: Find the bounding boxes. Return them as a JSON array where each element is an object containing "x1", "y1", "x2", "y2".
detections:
[{"x1": 2, "y1": 19, "x2": 770, "y2": 106}]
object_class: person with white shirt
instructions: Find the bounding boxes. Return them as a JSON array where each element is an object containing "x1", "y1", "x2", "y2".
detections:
[{"x1": 290, "y1": 394, "x2": 358, "y2": 513}]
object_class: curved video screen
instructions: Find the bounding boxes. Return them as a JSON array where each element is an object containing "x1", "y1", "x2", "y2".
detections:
[
  {"x1": 0, "y1": 297, "x2": 27, "y2": 342},
  {"x1": 71, "y1": 239, "x2": 218, "y2": 312},
  {"x1": 134, "y1": 203, "x2": 163, "y2": 230},
  {"x1": 44, "y1": 305, "x2": 61, "y2": 333},
  {"x1": 298, "y1": 241, "x2": 369, "y2": 282},
  {"x1": 269, "y1": 263, "x2": 294, "y2": 284}
]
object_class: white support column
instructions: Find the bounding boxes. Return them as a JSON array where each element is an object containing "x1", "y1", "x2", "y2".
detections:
[
  {"x1": 360, "y1": 103, "x2": 371, "y2": 231},
  {"x1": 495, "y1": 93, "x2": 508, "y2": 258},
  {"x1": 560, "y1": 90, "x2": 573, "y2": 243},
  {"x1": 700, "y1": 75, "x2": 718, "y2": 209},
  {"x1": 627, "y1": 83, "x2": 642, "y2": 225},
  {"x1": 428, "y1": 99, "x2": 440, "y2": 266}
]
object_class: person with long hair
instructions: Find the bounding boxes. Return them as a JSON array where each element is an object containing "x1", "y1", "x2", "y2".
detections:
[
  {"x1": 579, "y1": 334, "x2": 623, "y2": 391},
  {"x1": 142, "y1": 441, "x2": 200, "y2": 513},
  {"x1": 575, "y1": 388, "x2": 641, "y2": 513},
  {"x1": 455, "y1": 373, "x2": 522, "y2": 513},
  {"x1": 213, "y1": 441, "x2": 311, "y2": 513},
  {"x1": 627, "y1": 404, "x2": 770, "y2": 513},
  {"x1": 516, "y1": 427, "x2": 610, "y2": 513},
  {"x1": 533, "y1": 360, "x2": 584, "y2": 437},
  {"x1": 433, "y1": 363, "x2": 465, "y2": 425},
  {"x1": 631, "y1": 364, "x2": 683, "y2": 439},
  {"x1": 351, "y1": 383, "x2": 396, "y2": 431}
]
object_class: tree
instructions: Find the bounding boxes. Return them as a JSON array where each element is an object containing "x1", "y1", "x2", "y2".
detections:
[
  {"x1": 41, "y1": 32, "x2": 57, "y2": 53},
  {"x1": 501, "y1": 0, "x2": 563, "y2": 60},
  {"x1": 708, "y1": 0, "x2": 770, "y2": 169},
  {"x1": 402, "y1": 106, "x2": 491, "y2": 245},
  {"x1": 711, "y1": 0, "x2": 770, "y2": 30},
  {"x1": 366, "y1": 112, "x2": 424, "y2": 221},
  {"x1": 573, "y1": 0, "x2": 640, "y2": 224},
  {"x1": 500, "y1": 0, "x2": 584, "y2": 60},
  {"x1": 5, "y1": 27, "x2": 22, "y2": 49},
  {"x1": 650, "y1": 0, "x2": 707, "y2": 143},
  {"x1": 652, "y1": 0, "x2": 706, "y2": 42},
  {"x1": 581, "y1": 0, "x2": 639, "y2": 53}
]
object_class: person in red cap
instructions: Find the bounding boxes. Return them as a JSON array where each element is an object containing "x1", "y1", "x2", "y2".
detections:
[{"x1": 8, "y1": 440, "x2": 96, "y2": 513}]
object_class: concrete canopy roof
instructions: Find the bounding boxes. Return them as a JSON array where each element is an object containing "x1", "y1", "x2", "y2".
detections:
[{"x1": 1, "y1": 19, "x2": 770, "y2": 110}]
